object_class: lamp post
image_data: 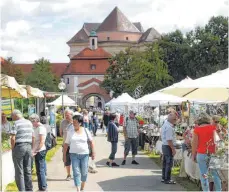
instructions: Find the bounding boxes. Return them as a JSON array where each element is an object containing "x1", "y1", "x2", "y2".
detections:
[{"x1": 58, "y1": 78, "x2": 66, "y2": 118}]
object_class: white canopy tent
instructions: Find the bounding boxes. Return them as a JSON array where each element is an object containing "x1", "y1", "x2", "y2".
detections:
[
  {"x1": 48, "y1": 95, "x2": 77, "y2": 106},
  {"x1": 148, "y1": 92, "x2": 186, "y2": 106},
  {"x1": 109, "y1": 93, "x2": 137, "y2": 114},
  {"x1": 162, "y1": 68, "x2": 229, "y2": 102},
  {"x1": 109, "y1": 93, "x2": 136, "y2": 105}
]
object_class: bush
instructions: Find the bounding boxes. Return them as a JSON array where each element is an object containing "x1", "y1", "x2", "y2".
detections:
[{"x1": 2, "y1": 132, "x2": 11, "y2": 152}]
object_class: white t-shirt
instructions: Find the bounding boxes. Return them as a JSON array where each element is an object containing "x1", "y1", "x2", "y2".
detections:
[
  {"x1": 65, "y1": 128, "x2": 92, "y2": 154},
  {"x1": 1, "y1": 122, "x2": 12, "y2": 133},
  {"x1": 33, "y1": 124, "x2": 47, "y2": 152}
]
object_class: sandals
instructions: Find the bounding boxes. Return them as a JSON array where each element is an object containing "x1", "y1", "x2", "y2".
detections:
[{"x1": 165, "y1": 180, "x2": 176, "y2": 184}]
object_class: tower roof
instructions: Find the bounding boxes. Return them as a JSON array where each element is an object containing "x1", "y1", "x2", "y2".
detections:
[
  {"x1": 97, "y1": 7, "x2": 140, "y2": 33},
  {"x1": 138, "y1": 28, "x2": 161, "y2": 43},
  {"x1": 67, "y1": 27, "x2": 89, "y2": 44}
]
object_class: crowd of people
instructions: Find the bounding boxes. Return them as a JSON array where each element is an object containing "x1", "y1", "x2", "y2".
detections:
[
  {"x1": 161, "y1": 110, "x2": 227, "y2": 191},
  {"x1": 1, "y1": 105, "x2": 227, "y2": 191}
]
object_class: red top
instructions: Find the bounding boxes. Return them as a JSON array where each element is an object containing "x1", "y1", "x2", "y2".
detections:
[
  {"x1": 194, "y1": 125, "x2": 216, "y2": 154},
  {"x1": 119, "y1": 115, "x2": 124, "y2": 126}
]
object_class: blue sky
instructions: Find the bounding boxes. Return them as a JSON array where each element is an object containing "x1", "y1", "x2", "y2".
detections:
[{"x1": 1, "y1": 0, "x2": 228, "y2": 63}]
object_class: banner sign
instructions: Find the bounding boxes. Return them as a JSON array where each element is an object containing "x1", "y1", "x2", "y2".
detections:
[{"x1": 1, "y1": 99, "x2": 14, "y2": 115}]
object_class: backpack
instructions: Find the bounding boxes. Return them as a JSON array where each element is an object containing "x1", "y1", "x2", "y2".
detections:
[{"x1": 45, "y1": 132, "x2": 57, "y2": 150}]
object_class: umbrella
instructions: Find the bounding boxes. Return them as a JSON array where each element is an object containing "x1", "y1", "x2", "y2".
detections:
[
  {"x1": 1, "y1": 74, "x2": 27, "y2": 98},
  {"x1": 162, "y1": 68, "x2": 229, "y2": 102},
  {"x1": 20, "y1": 85, "x2": 44, "y2": 98}
]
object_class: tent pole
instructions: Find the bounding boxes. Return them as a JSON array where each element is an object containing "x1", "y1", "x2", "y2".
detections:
[{"x1": 8, "y1": 88, "x2": 13, "y2": 113}]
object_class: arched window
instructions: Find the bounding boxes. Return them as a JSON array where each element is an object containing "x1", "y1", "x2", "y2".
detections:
[{"x1": 92, "y1": 39, "x2": 95, "y2": 46}]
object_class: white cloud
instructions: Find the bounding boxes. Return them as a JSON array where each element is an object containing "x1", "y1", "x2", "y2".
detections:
[
  {"x1": 19, "y1": 0, "x2": 40, "y2": 13},
  {"x1": 4, "y1": 20, "x2": 31, "y2": 37},
  {"x1": 1, "y1": 0, "x2": 228, "y2": 63},
  {"x1": 131, "y1": 0, "x2": 228, "y2": 33},
  {"x1": 41, "y1": 23, "x2": 53, "y2": 29}
]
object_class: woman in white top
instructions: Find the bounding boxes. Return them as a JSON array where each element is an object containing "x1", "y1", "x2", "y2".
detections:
[
  {"x1": 1, "y1": 112, "x2": 12, "y2": 133},
  {"x1": 29, "y1": 114, "x2": 47, "y2": 191},
  {"x1": 64, "y1": 115, "x2": 95, "y2": 191}
]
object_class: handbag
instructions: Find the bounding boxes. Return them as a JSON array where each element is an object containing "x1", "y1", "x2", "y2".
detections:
[{"x1": 84, "y1": 128, "x2": 92, "y2": 157}]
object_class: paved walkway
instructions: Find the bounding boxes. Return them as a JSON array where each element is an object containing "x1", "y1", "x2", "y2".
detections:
[{"x1": 33, "y1": 130, "x2": 184, "y2": 191}]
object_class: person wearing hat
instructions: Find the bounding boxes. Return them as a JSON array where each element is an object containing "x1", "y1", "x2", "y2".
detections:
[
  {"x1": 192, "y1": 112, "x2": 221, "y2": 192},
  {"x1": 121, "y1": 110, "x2": 140, "y2": 165}
]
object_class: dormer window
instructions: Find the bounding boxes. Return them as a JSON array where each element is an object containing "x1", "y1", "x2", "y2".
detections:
[
  {"x1": 91, "y1": 64, "x2": 96, "y2": 70},
  {"x1": 126, "y1": 37, "x2": 129, "y2": 40},
  {"x1": 92, "y1": 39, "x2": 95, "y2": 46},
  {"x1": 107, "y1": 37, "x2": 110, "y2": 41}
]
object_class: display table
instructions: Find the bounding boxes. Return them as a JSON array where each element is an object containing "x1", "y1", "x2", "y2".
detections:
[
  {"x1": 155, "y1": 140, "x2": 183, "y2": 161},
  {"x1": 183, "y1": 150, "x2": 200, "y2": 180},
  {"x1": 209, "y1": 156, "x2": 229, "y2": 191}
]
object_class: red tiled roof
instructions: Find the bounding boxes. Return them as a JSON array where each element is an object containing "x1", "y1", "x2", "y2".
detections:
[
  {"x1": 16, "y1": 63, "x2": 68, "y2": 77},
  {"x1": 77, "y1": 78, "x2": 102, "y2": 87},
  {"x1": 71, "y1": 47, "x2": 112, "y2": 59}
]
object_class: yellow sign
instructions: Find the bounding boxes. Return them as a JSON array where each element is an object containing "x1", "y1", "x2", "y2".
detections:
[{"x1": 1, "y1": 99, "x2": 14, "y2": 115}]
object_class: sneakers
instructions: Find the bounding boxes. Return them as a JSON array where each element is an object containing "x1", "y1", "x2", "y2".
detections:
[
  {"x1": 106, "y1": 161, "x2": 111, "y2": 167},
  {"x1": 121, "y1": 160, "x2": 126, "y2": 165},
  {"x1": 131, "y1": 160, "x2": 139, "y2": 165},
  {"x1": 66, "y1": 175, "x2": 71, "y2": 181},
  {"x1": 111, "y1": 162, "x2": 119, "y2": 167}
]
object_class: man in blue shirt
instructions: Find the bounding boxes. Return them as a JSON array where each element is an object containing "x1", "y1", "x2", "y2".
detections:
[{"x1": 161, "y1": 112, "x2": 177, "y2": 184}]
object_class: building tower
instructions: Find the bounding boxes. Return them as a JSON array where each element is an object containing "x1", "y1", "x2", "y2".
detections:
[{"x1": 89, "y1": 30, "x2": 98, "y2": 50}]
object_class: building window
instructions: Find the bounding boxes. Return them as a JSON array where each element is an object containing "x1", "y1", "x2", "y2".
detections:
[
  {"x1": 126, "y1": 37, "x2": 129, "y2": 40},
  {"x1": 107, "y1": 37, "x2": 110, "y2": 41},
  {"x1": 92, "y1": 39, "x2": 95, "y2": 46},
  {"x1": 91, "y1": 64, "x2": 96, "y2": 70},
  {"x1": 66, "y1": 78, "x2": 70, "y2": 84}
]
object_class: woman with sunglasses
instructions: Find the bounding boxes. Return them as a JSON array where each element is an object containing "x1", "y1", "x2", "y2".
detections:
[{"x1": 63, "y1": 115, "x2": 95, "y2": 192}]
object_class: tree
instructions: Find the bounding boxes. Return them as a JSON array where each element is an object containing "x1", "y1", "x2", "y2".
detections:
[
  {"x1": 158, "y1": 30, "x2": 190, "y2": 82},
  {"x1": 1, "y1": 57, "x2": 25, "y2": 84},
  {"x1": 101, "y1": 45, "x2": 172, "y2": 97},
  {"x1": 185, "y1": 16, "x2": 228, "y2": 78},
  {"x1": 26, "y1": 58, "x2": 59, "y2": 92}
]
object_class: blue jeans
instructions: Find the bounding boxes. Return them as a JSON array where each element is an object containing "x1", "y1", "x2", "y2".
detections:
[
  {"x1": 89, "y1": 122, "x2": 92, "y2": 132},
  {"x1": 109, "y1": 142, "x2": 118, "y2": 160},
  {"x1": 197, "y1": 153, "x2": 221, "y2": 191},
  {"x1": 162, "y1": 145, "x2": 173, "y2": 181},
  {"x1": 35, "y1": 150, "x2": 47, "y2": 191},
  {"x1": 70, "y1": 153, "x2": 89, "y2": 187},
  {"x1": 83, "y1": 122, "x2": 89, "y2": 129}
]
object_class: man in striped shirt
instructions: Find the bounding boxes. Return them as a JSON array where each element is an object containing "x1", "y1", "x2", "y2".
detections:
[{"x1": 10, "y1": 110, "x2": 34, "y2": 191}]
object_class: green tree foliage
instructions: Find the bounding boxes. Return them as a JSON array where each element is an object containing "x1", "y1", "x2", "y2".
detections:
[
  {"x1": 1, "y1": 57, "x2": 25, "y2": 84},
  {"x1": 26, "y1": 58, "x2": 59, "y2": 92},
  {"x1": 101, "y1": 45, "x2": 172, "y2": 97},
  {"x1": 102, "y1": 16, "x2": 228, "y2": 97},
  {"x1": 160, "y1": 16, "x2": 228, "y2": 81}
]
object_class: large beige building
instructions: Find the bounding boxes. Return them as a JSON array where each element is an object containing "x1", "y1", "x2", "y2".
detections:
[{"x1": 16, "y1": 7, "x2": 161, "y2": 108}]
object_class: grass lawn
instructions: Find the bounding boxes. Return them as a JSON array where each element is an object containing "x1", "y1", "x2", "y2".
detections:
[
  {"x1": 5, "y1": 137, "x2": 63, "y2": 192},
  {"x1": 146, "y1": 151, "x2": 201, "y2": 191}
]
